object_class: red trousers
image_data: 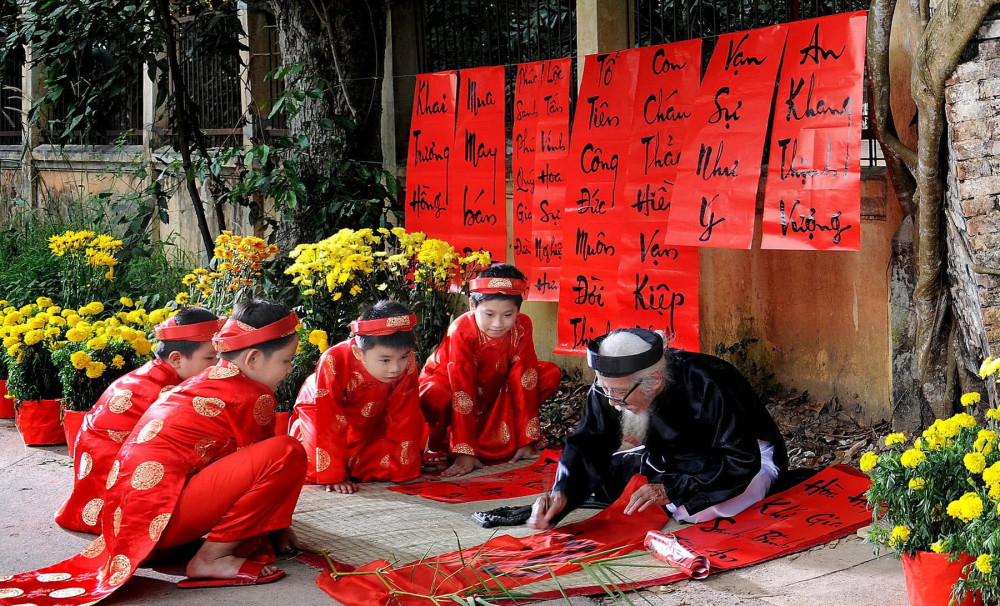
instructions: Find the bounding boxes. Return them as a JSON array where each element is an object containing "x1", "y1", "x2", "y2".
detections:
[{"x1": 158, "y1": 435, "x2": 306, "y2": 546}]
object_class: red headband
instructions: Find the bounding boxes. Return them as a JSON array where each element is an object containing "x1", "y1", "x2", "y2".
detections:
[
  {"x1": 350, "y1": 313, "x2": 417, "y2": 336},
  {"x1": 212, "y1": 312, "x2": 300, "y2": 353},
  {"x1": 469, "y1": 277, "x2": 528, "y2": 295},
  {"x1": 153, "y1": 316, "x2": 225, "y2": 342}
]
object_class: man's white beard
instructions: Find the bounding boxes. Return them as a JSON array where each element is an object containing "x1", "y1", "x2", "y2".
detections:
[{"x1": 617, "y1": 406, "x2": 650, "y2": 445}]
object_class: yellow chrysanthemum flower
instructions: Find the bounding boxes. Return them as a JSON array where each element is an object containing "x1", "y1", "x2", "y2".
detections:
[
  {"x1": 961, "y1": 392, "x2": 982, "y2": 407},
  {"x1": 70, "y1": 351, "x2": 92, "y2": 369},
  {"x1": 35, "y1": 297, "x2": 53, "y2": 308},
  {"x1": 931, "y1": 541, "x2": 946, "y2": 553},
  {"x1": 976, "y1": 554, "x2": 992, "y2": 574},
  {"x1": 111, "y1": 355, "x2": 125, "y2": 369},
  {"x1": 889, "y1": 526, "x2": 911, "y2": 547},
  {"x1": 65, "y1": 328, "x2": 89, "y2": 342},
  {"x1": 909, "y1": 477, "x2": 926, "y2": 491},
  {"x1": 965, "y1": 452, "x2": 987, "y2": 474},
  {"x1": 884, "y1": 433, "x2": 906, "y2": 447},
  {"x1": 947, "y1": 492, "x2": 984, "y2": 522},
  {"x1": 988, "y1": 408, "x2": 1000, "y2": 421},
  {"x1": 900, "y1": 449, "x2": 927, "y2": 468},
  {"x1": 85, "y1": 361, "x2": 106, "y2": 379},
  {"x1": 860, "y1": 451, "x2": 879, "y2": 472},
  {"x1": 983, "y1": 462, "x2": 1000, "y2": 487},
  {"x1": 119, "y1": 297, "x2": 134, "y2": 307},
  {"x1": 133, "y1": 338, "x2": 152, "y2": 356},
  {"x1": 23, "y1": 329, "x2": 45, "y2": 346},
  {"x1": 175, "y1": 293, "x2": 190, "y2": 305}
]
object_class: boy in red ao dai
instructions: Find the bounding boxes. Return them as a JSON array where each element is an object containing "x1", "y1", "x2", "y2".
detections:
[
  {"x1": 291, "y1": 300, "x2": 424, "y2": 493},
  {"x1": 419, "y1": 264, "x2": 560, "y2": 477}
]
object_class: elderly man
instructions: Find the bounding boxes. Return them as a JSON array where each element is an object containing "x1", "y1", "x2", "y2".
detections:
[{"x1": 528, "y1": 328, "x2": 788, "y2": 530}]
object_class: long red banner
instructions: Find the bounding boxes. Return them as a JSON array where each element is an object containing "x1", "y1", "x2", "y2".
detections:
[
  {"x1": 666, "y1": 25, "x2": 788, "y2": 249},
  {"x1": 404, "y1": 71, "x2": 457, "y2": 241},
  {"x1": 761, "y1": 11, "x2": 867, "y2": 250},
  {"x1": 448, "y1": 66, "x2": 507, "y2": 261}
]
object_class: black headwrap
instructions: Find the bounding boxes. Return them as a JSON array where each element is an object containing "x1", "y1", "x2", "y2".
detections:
[{"x1": 586, "y1": 328, "x2": 664, "y2": 378}]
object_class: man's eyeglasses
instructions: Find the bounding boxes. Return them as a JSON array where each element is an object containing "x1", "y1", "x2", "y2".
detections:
[{"x1": 591, "y1": 377, "x2": 644, "y2": 405}]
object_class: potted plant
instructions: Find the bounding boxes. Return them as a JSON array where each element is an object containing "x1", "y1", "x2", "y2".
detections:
[
  {"x1": 4, "y1": 299, "x2": 68, "y2": 446},
  {"x1": 861, "y1": 359, "x2": 1000, "y2": 606},
  {"x1": 52, "y1": 314, "x2": 153, "y2": 455},
  {"x1": 0, "y1": 303, "x2": 11, "y2": 419}
]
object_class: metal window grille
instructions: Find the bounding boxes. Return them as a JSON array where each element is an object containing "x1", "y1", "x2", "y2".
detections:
[
  {"x1": 247, "y1": 7, "x2": 286, "y2": 137},
  {"x1": 176, "y1": 14, "x2": 244, "y2": 149},
  {"x1": 635, "y1": 0, "x2": 884, "y2": 167},
  {"x1": 0, "y1": 48, "x2": 23, "y2": 146},
  {"x1": 414, "y1": 0, "x2": 578, "y2": 129}
]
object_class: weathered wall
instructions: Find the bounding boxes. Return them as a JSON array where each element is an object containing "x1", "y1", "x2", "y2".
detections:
[{"x1": 943, "y1": 15, "x2": 1000, "y2": 393}]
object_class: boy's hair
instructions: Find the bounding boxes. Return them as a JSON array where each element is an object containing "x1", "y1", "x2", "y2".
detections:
[
  {"x1": 354, "y1": 300, "x2": 417, "y2": 351},
  {"x1": 218, "y1": 299, "x2": 298, "y2": 360},
  {"x1": 153, "y1": 306, "x2": 220, "y2": 360},
  {"x1": 470, "y1": 263, "x2": 526, "y2": 309}
]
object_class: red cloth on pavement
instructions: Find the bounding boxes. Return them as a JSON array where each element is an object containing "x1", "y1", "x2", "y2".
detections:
[
  {"x1": 55, "y1": 359, "x2": 181, "y2": 533},
  {"x1": 0, "y1": 359, "x2": 302, "y2": 606},
  {"x1": 419, "y1": 312, "x2": 559, "y2": 461},
  {"x1": 290, "y1": 339, "x2": 424, "y2": 485},
  {"x1": 388, "y1": 449, "x2": 559, "y2": 502}
]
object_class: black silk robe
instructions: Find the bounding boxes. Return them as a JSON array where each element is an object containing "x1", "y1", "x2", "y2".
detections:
[{"x1": 553, "y1": 349, "x2": 788, "y2": 518}]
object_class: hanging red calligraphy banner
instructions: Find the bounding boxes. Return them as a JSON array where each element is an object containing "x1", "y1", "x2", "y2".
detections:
[
  {"x1": 623, "y1": 39, "x2": 702, "y2": 227},
  {"x1": 448, "y1": 65, "x2": 507, "y2": 261},
  {"x1": 761, "y1": 11, "x2": 867, "y2": 250},
  {"x1": 555, "y1": 50, "x2": 639, "y2": 355},
  {"x1": 618, "y1": 229, "x2": 700, "y2": 352},
  {"x1": 527, "y1": 58, "x2": 572, "y2": 302},
  {"x1": 666, "y1": 25, "x2": 788, "y2": 249},
  {"x1": 404, "y1": 71, "x2": 457, "y2": 241},
  {"x1": 513, "y1": 61, "x2": 543, "y2": 278}
]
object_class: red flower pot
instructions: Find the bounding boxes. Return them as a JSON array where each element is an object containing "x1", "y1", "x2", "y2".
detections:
[
  {"x1": 902, "y1": 551, "x2": 981, "y2": 606},
  {"x1": 62, "y1": 409, "x2": 87, "y2": 458},
  {"x1": 0, "y1": 381, "x2": 13, "y2": 419},
  {"x1": 274, "y1": 411, "x2": 290, "y2": 436},
  {"x1": 15, "y1": 398, "x2": 67, "y2": 446}
]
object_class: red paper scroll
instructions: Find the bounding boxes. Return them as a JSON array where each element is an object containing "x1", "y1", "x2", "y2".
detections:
[
  {"x1": 512, "y1": 62, "x2": 543, "y2": 279},
  {"x1": 448, "y1": 66, "x2": 507, "y2": 261},
  {"x1": 619, "y1": 230, "x2": 700, "y2": 352},
  {"x1": 528, "y1": 58, "x2": 572, "y2": 302},
  {"x1": 405, "y1": 72, "x2": 457, "y2": 240},
  {"x1": 761, "y1": 12, "x2": 867, "y2": 250},
  {"x1": 387, "y1": 449, "x2": 559, "y2": 503},
  {"x1": 623, "y1": 39, "x2": 702, "y2": 227},
  {"x1": 317, "y1": 475, "x2": 667, "y2": 606},
  {"x1": 666, "y1": 25, "x2": 788, "y2": 249},
  {"x1": 555, "y1": 50, "x2": 639, "y2": 355}
]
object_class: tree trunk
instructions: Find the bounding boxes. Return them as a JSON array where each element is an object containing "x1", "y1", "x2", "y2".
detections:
[{"x1": 272, "y1": 0, "x2": 387, "y2": 248}]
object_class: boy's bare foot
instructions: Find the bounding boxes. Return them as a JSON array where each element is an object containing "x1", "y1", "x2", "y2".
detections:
[
  {"x1": 186, "y1": 540, "x2": 280, "y2": 580},
  {"x1": 510, "y1": 444, "x2": 542, "y2": 463},
  {"x1": 441, "y1": 454, "x2": 483, "y2": 478},
  {"x1": 326, "y1": 481, "x2": 359, "y2": 493}
]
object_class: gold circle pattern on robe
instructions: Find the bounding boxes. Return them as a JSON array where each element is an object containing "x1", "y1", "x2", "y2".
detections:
[
  {"x1": 107, "y1": 430, "x2": 130, "y2": 444},
  {"x1": 348, "y1": 372, "x2": 364, "y2": 391},
  {"x1": 316, "y1": 447, "x2": 331, "y2": 472},
  {"x1": 493, "y1": 421, "x2": 511, "y2": 445},
  {"x1": 49, "y1": 587, "x2": 86, "y2": 598},
  {"x1": 208, "y1": 365, "x2": 240, "y2": 380},
  {"x1": 108, "y1": 389, "x2": 134, "y2": 414},
  {"x1": 316, "y1": 388, "x2": 330, "y2": 398},
  {"x1": 131, "y1": 461, "x2": 165, "y2": 490},
  {"x1": 453, "y1": 443, "x2": 475, "y2": 455},
  {"x1": 380, "y1": 454, "x2": 391, "y2": 468},
  {"x1": 107, "y1": 554, "x2": 131, "y2": 586},
  {"x1": 525, "y1": 416, "x2": 540, "y2": 440},
  {"x1": 78, "y1": 452, "x2": 93, "y2": 480},
  {"x1": 149, "y1": 513, "x2": 171, "y2": 542},
  {"x1": 361, "y1": 401, "x2": 382, "y2": 418},
  {"x1": 0, "y1": 588, "x2": 24, "y2": 598},
  {"x1": 0, "y1": 575, "x2": 12, "y2": 582},
  {"x1": 82, "y1": 536, "x2": 106, "y2": 558},
  {"x1": 452, "y1": 391, "x2": 474, "y2": 415},
  {"x1": 136, "y1": 419, "x2": 163, "y2": 443},
  {"x1": 36, "y1": 573, "x2": 71, "y2": 583},
  {"x1": 253, "y1": 395, "x2": 276, "y2": 426},
  {"x1": 334, "y1": 414, "x2": 348, "y2": 428},
  {"x1": 82, "y1": 498, "x2": 104, "y2": 527},
  {"x1": 192, "y1": 396, "x2": 226, "y2": 417},
  {"x1": 399, "y1": 441, "x2": 414, "y2": 466},
  {"x1": 521, "y1": 368, "x2": 538, "y2": 390},
  {"x1": 193, "y1": 438, "x2": 216, "y2": 460},
  {"x1": 113, "y1": 507, "x2": 123, "y2": 536}
]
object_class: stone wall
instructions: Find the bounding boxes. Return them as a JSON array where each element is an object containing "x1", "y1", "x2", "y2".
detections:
[{"x1": 944, "y1": 14, "x2": 1000, "y2": 391}]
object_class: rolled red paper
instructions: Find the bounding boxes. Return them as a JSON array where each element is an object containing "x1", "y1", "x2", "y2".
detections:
[{"x1": 643, "y1": 530, "x2": 710, "y2": 579}]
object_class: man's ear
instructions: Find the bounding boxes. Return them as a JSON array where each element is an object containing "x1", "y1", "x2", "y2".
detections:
[{"x1": 351, "y1": 344, "x2": 363, "y2": 361}]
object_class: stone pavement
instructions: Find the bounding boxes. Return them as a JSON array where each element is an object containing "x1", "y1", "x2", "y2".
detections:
[{"x1": 0, "y1": 418, "x2": 909, "y2": 605}]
